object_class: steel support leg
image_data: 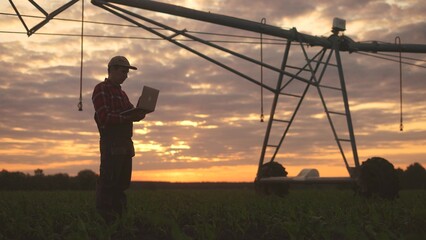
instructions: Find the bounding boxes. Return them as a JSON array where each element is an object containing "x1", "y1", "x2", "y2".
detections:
[
  {"x1": 334, "y1": 40, "x2": 360, "y2": 172},
  {"x1": 256, "y1": 41, "x2": 292, "y2": 178}
]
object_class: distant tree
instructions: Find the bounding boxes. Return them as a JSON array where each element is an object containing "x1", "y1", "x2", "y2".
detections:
[
  {"x1": 402, "y1": 162, "x2": 426, "y2": 189},
  {"x1": 49, "y1": 173, "x2": 71, "y2": 190},
  {"x1": 396, "y1": 168, "x2": 404, "y2": 188},
  {"x1": 31, "y1": 169, "x2": 49, "y2": 190},
  {"x1": 34, "y1": 168, "x2": 44, "y2": 177},
  {"x1": 75, "y1": 169, "x2": 98, "y2": 190}
]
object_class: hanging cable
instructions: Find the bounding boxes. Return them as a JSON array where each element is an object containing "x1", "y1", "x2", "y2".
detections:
[
  {"x1": 354, "y1": 51, "x2": 426, "y2": 69},
  {"x1": 395, "y1": 36, "x2": 403, "y2": 131},
  {"x1": 373, "y1": 51, "x2": 426, "y2": 63},
  {"x1": 77, "y1": 0, "x2": 84, "y2": 111},
  {"x1": 0, "y1": 12, "x2": 289, "y2": 45},
  {"x1": 260, "y1": 21, "x2": 264, "y2": 122}
]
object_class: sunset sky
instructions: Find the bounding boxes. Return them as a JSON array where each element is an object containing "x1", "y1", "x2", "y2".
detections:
[{"x1": 0, "y1": 0, "x2": 425, "y2": 182}]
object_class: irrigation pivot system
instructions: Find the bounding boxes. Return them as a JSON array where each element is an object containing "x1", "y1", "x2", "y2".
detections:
[{"x1": 7, "y1": 0, "x2": 426, "y2": 198}]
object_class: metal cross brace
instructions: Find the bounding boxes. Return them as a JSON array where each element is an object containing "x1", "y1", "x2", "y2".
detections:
[{"x1": 8, "y1": 0, "x2": 79, "y2": 36}]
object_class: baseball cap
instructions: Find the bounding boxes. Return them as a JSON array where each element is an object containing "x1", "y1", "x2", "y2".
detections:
[{"x1": 108, "y1": 56, "x2": 137, "y2": 70}]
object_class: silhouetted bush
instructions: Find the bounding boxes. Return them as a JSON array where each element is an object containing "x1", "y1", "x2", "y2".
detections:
[{"x1": 358, "y1": 157, "x2": 399, "y2": 199}]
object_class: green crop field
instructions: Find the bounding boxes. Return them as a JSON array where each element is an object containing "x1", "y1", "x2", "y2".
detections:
[{"x1": 0, "y1": 188, "x2": 425, "y2": 240}]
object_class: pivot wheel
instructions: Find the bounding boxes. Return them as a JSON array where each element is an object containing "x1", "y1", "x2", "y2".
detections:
[
  {"x1": 357, "y1": 157, "x2": 399, "y2": 199},
  {"x1": 255, "y1": 161, "x2": 289, "y2": 196}
]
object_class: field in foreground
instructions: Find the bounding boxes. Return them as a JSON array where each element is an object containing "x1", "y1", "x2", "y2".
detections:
[{"x1": 0, "y1": 188, "x2": 425, "y2": 240}]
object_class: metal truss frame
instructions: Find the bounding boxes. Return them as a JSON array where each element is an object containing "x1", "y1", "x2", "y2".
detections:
[{"x1": 257, "y1": 36, "x2": 361, "y2": 179}]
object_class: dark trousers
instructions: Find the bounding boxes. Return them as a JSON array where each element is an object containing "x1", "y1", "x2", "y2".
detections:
[{"x1": 96, "y1": 139, "x2": 133, "y2": 220}]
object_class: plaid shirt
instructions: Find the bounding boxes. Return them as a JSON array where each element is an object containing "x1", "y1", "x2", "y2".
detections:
[{"x1": 92, "y1": 79, "x2": 134, "y2": 129}]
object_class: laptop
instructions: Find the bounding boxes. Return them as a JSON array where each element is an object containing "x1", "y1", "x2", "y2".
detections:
[{"x1": 121, "y1": 86, "x2": 159, "y2": 116}]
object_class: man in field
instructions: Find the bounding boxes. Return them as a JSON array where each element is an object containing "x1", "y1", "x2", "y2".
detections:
[{"x1": 92, "y1": 56, "x2": 145, "y2": 222}]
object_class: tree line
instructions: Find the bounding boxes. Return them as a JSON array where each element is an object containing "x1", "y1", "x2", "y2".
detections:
[
  {"x1": 0, "y1": 162, "x2": 425, "y2": 191},
  {"x1": 0, "y1": 169, "x2": 97, "y2": 190}
]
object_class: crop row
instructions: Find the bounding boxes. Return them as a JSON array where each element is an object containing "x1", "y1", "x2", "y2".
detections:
[{"x1": 0, "y1": 189, "x2": 425, "y2": 239}]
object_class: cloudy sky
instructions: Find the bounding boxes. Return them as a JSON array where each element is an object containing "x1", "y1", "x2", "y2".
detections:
[{"x1": 0, "y1": 0, "x2": 425, "y2": 182}]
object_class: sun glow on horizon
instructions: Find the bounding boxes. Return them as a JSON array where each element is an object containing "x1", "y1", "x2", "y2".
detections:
[
  {"x1": 132, "y1": 165, "x2": 258, "y2": 182},
  {"x1": 132, "y1": 164, "x2": 352, "y2": 182}
]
